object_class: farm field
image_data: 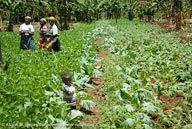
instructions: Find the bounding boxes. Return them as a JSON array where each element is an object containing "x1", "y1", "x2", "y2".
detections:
[
  {"x1": 98, "y1": 19, "x2": 192, "y2": 128},
  {"x1": 1, "y1": 19, "x2": 192, "y2": 129}
]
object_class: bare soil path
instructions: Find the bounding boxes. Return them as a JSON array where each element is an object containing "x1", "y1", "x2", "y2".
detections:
[{"x1": 79, "y1": 38, "x2": 106, "y2": 128}]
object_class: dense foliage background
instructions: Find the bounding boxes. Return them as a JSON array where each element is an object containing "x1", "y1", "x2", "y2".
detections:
[{"x1": 1, "y1": 0, "x2": 192, "y2": 30}]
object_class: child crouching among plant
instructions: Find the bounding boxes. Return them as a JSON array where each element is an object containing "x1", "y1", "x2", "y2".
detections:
[{"x1": 61, "y1": 72, "x2": 77, "y2": 112}]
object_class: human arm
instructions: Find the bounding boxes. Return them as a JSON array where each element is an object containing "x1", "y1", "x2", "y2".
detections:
[
  {"x1": 45, "y1": 33, "x2": 58, "y2": 37},
  {"x1": 62, "y1": 85, "x2": 69, "y2": 92},
  {"x1": 19, "y1": 31, "x2": 25, "y2": 35},
  {"x1": 45, "y1": 33, "x2": 52, "y2": 37},
  {"x1": 20, "y1": 30, "x2": 33, "y2": 35},
  {"x1": 19, "y1": 25, "x2": 25, "y2": 35},
  {"x1": 46, "y1": 25, "x2": 58, "y2": 37},
  {"x1": 29, "y1": 25, "x2": 34, "y2": 35},
  {"x1": 62, "y1": 85, "x2": 75, "y2": 94},
  {"x1": 19, "y1": 24, "x2": 34, "y2": 35}
]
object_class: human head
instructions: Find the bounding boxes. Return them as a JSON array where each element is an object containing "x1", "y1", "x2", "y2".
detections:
[
  {"x1": 40, "y1": 18, "x2": 46, "y2": 26},
  {"x1": 49, "y1": 16, "x2": 55, "y2": 26},
  {"x1": 61, "y1": 72, "x2": 72, "y2": 85},
  {"x1": 25, "y1": 16, "x2": 31, "y2": 24}
]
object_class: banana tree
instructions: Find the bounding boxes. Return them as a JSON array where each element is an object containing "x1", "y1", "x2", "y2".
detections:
[
  {"x1": 136, "y1": 0, "x2": 156, "y2": 22},
  {"x1": 183, "y1": 0, "x2": 192, "y2": 19},
  {"x1": 56, "y1": 0, "x2": 70, "y2": 30},
  {"x1": 154, "y1": 0, "x2": 184, "y2": 29},
  {"x1": 48, "y1": 0, "x2": 57, "y2": 16},
  {"x1": 173, "y1": 0, "x2": 183, "y2": 30},
  {"x1": 112, "y1": 0, "x2": 121, "y2": 23},
  {"x1": 72, "y1": 0, "x2": 98, "y2": 23},
  {"x1": 1, "y1": 0, "x2": 23, "y2": 31},
  {"x1": 123, "y1": 0, "x2": 139, "y2": 20}
]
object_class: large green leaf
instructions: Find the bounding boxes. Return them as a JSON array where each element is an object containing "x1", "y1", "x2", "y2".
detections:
[
  {"x1": 124, "y1": 118, "x2": 135, "y2": 127},
  {"x1": 69, "y1": 110, "x2": 83, "y2": 121},
  {"x1": 80, "y1": 100, "x2": 96, "y2": 111}
]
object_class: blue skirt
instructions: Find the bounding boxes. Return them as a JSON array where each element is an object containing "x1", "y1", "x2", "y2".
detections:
[{"x1": 20, "y1": 35, "x2": 35, "y2": 50}]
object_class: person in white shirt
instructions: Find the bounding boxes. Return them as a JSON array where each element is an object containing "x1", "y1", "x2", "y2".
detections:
[
  {"x1": 19, "y1": 16, "x2": 35, "y2": 50},
  {"x1": 46, "y1": 17, "x2": 61, "y2": 51}
]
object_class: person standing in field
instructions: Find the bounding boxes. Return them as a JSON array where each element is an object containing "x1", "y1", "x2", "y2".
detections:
[
  {"x1": 61, "y1": 72, "x2": 77, "y2": 112},
  {"x1": 46, "y1": 17, "x2": 61, "y2": 51},
  {"x1": 38, "y1": 18, "x2": 48, "y2": 49},
  {"x1": 19, "y1": 16, "x2": 35, "y2": 50}
]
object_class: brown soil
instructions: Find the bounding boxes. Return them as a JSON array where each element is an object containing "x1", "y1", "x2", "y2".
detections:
[
  {"x1": 151, "y1": 113, "x2": 158, "y2": 123},
  {"x1": 163, "y1": 107, "x2": 173, "y2": 115},
  {"x1": 94, "y1": 39, "x2": 103, "y2": 43},
  {"x1": 180, "y1": 36, "x2": 187, "y2": 40},
  {"x1": 159, "y1": 94, "x2": 185, "y2": 116},
  {"x1": 79, "y1": 77, "x2": 103, "y2": 127},
  {"x1": 152, "y1": 113, "x2": 158, "y2": 119},
  {"x1": 95, "y1": 61, "x2": 102, "y2": 66},
  {"x1": 179, "y1": 35, "x2": 192, "y2": 42},
  {"x1": 151, "y1": 79, "x2": 156, "y2": 84},
  {"x1": 97, "y1": 51, "x2": 107, "y2": 58},
  {"x1": 160, "y1": 23, "x2": 175, "y2": 30},
  {"x1": 80, "y1": 84, "x2": 103, "y2": 125},
  {"x1": 160, "y1": 95, "x2": 184, "y2": 106},
  {"x1": 151, "y1": 19, "x2": 192, "y2": 42},
  {"x1": 68, "y1": 21, "x2": 78, "y2": 26},
  {"x1": 90, "y1": 77, "x2": 102, "y2": 85},
  {"x1": 84, "y1": 88, "x2": 103, "y2": 100},
  {"x1": 150, "y1": 21, "x2": 175, "y2": 30},
  {"x1": 79, "y1": 38, "x2": 106, "y2": 127}
]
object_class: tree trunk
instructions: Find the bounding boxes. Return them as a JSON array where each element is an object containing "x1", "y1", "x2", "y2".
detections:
[
  {"x1": 148, "y1": 15, "x2": 151, "y2": 22},
  {"x1": 63, "y1": 5, "x2": 69, "y2": 30},
  {"x1": 174, "y1": 0, "x2": 182, "y2": 30},
  {"x1": 115, "y1": 8, "x2": 118, "y2": 24},
  {"x1": 128, "y1": 11, "x2": 133, "y2": 21},
  {"x1": 57, "y1": 0, "x2": 69, "y2": 30},
  {"x1": 14, "y1": 13, "x2": 19, "y2": 24},
  {"x1": 8, "y1": 14, "x2": 13, "y2": 31},
  {"x1": 0, "y1": 15, "x2": 3, "y2": 31},
  {"x1": 30, "y1": 8, "x2": 34, "y2": 22}
]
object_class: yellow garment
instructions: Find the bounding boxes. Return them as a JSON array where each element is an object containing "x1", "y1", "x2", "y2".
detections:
[
  {"x1": 49, "y1": 17, "x2": 55, "y2": 21},
  {"x1": 47, "y1": 40, "x2": 53, "y2": 50},
  {"x1": 48, "y1": 41, "x2": 53, "y2": 47}
]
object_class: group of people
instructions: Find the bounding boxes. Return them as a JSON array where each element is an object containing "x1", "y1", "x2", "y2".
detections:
[
  {"x1": 19, "y1": 16, "x2": 61, "y2": 51},
  {"x1": 19, "y1": 16, "x2": 77, "y2": 111}
]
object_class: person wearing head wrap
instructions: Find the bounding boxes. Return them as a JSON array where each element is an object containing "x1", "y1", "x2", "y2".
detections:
[
  {"x1": 19, "y1": 16, "x2": 35, "y2": 50},
  {"x1": 38, "y1": 18, "x2": 48, "y2": 49},
  {"x1": 46, "y1": 16, "x2": 61, "y2": 51}
]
